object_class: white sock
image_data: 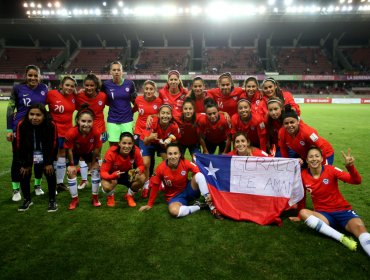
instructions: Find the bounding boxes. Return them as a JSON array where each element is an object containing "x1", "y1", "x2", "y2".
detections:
[
  {"x1": 195, "y1": 173, "x2": 209, "y2": 196},
  {"x1": 359, "y1": 232, "x2": 370, "y2": 257},
  {"x1": 127, "y1": 188, "x2": 135, "y2": 196},
  {"x1": 305, "y1": 215, "x2": 343, "y2": 241},
  {"x1": 91, "y1": 169, "x2": 100, "y2": 195},
  {"x1": 56, "y1": 157, "x2": 66, "y2": 184},
  {"x1": 102, "y1": 187, "x2": 115, "y2": 196},
  {"x1": 143, "y1": 180, "x2": 149, "y2": 190},
  {"x1": 177, "y1": 205, "x2": 200, "y2": 218},
  {"x1": 79, "y1": 160, "x2": 88, "y2": 181},
  {"x1": 68, "y1": 177, "x2": 78, "y2": 198}
]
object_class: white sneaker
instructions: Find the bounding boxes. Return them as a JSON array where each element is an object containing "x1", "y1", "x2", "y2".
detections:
[
  {"x1": 34, "y1": 185, "x2": 44, "y2": 196},
  {"x1": 78, "y1": 180, "x2": 88, "y2": 190},
  {"x1": 12, "y1": 189, "x2": 21, "y2": 202}
]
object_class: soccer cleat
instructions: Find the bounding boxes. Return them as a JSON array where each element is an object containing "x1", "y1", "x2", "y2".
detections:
[
  {"x1": 47, "y1": 201, "x2": 58, "y2": 212},
  {"x1": 12, "y1": 189, "x2": 21, "y2": 202},
  {"x1": 193, "y1": 200, "x2": 208, "y2": 210},
  {"x1": 91, "y1": 194, "x2": 101, "y2": 207},
  {"x1": 341, "y1": 236, "x2": 357, "y2": 251},
  {"x1": 18, "y1": 200, "x2": 33, "y2": 212},
  {"x1": 78, "y1": 180, "x2": 88, "y2": 190},
  {"x1": 106, "y1": 194, "x2": 115, "y2": 207},
  {"x1": 211, "y1": 208, "x2": 224, "y2": 220},
  {"x1": 57, "y1": 183, "x2": 69, "y2": 192},
  {"x1": 125, "y1": 194, "x2": 137, "y2": 207},
  {"x1": 34, "y1": 185, "x2": 44, "y2": 196},
  {"x1": 68, "y1": 197, "x2": 79, "y2": 210},
  {"x1": 141, "y1": 188, "x2": 149, "y2": 199}
]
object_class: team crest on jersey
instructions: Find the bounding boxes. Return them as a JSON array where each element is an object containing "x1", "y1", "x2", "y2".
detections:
[
  {"x1": 125, "y1": 87, "x2": 130, "y2": 92},
  {"x1": 153, "y1": 105, "x2": 158, "y2": 110},
  {"x1": 98, "y1": 101, "x2": 103, "y2": 106},
  {"x1": 323, "y1": 179, "x2": 329, "y2": 184},
  {"x1": 233, "y1": 96, "x2": 238, "y2": 101},
  {"x1": 300, "y1": 141, "x2": 305, "y2": 146},
  {"x1": 259, "y1": 122, "x2": 265, "y2": 129},
  {"x1": 181, "y1": 171, "x2": 186, "y2": 176},
  {"x1": 90, "y1": 138, "x2": 94, "y2": 143},
  {"x1": 41, "y1": 91, "x2": 46, "y2": 96},
  {"x1": 130, "y1": 159, "x2": 134, "y2": 164},
  {"x1": 251, "y1": 126, "x2": 255, "y2": 130},
  {"x1": 256, "y1": 100, "x2": 260, "y2": 105},
  {"x1": 72, "y1": 99, "x2": 75, "y2": 103}
]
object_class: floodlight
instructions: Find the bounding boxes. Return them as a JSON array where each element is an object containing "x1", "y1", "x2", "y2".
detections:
[
  {"x1": 268, "y1": 0, "x2": 276, "y2": 5},
  {"x1": 348, "y1": 0, "x2": 352, "y2": 3},
  {"x1": 284, "y1": 0, "x2": 293, "y2": 6},
  {"x1": 37, "y1": 3, "x2": 42, "y2": 8},
  {"x1": 102, "y1": 2, "x2": 107, "y2": 6},
  {"x1": 95, "y1": 8, "x2": 101, "y2": 15},
  {"x1": 26, "y1": 10, "x2": 30, "y2": 14},
  {"x1": 118, "y1": 1, "x2": 123, "y2": 7},
  {"x1": 32, "y1": 10, "x2": 36, "y2": 14},
  {"x1": 55, "y1": 1, "x2": 60, "y2": 8},
  {"x1": 112, "y1": 8, "x2": 118, "y2": 15},
  {"x1": 47, "y1": 2, "x2": 52, "y2": 8},
  {"x1": 83, "y1": 9, "x2": 88, "y2": 15},
  {"x1": 23, "y1": 3, "x2": 28, "y2": 8},
  {"x1": 30, "y1": 2, "x2": 35, "y2": 8}
]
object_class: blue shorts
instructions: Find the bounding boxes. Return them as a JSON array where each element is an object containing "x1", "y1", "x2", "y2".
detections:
[
  {"x1": 206, "y1": 141, "x2": 226, "y2": 155},
  {"x1": 139, "y1": 139, "x2": 165, "y2": 157},
  {"x1": 179, "y1": 144, "x2": 201, "y2": 157},
  {"x1": 168, "y1": 181, "x2": 200, "y2": 205},
  {"x1": 318, "y1": 209, "x2": 360, "y2": 229},
  {"x1": 71, "y1": 153, "x2": 93, "y2": 166},
  {"x1": 57, "y1": 137, "x2": 65, "y2": 149}
]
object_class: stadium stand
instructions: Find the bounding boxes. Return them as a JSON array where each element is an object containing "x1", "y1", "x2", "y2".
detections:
[
  {"x1": 203, "y1": 47, "x2": 261, "y2": 74},
  {"x1": 134, "y1": 47, "x2": 191, "y2": 74},
  {"x1": 0, "y1": 47, "x2": 63, "y2": 74},
  {"x1": 341, "y1": 47, "x2": 370, "y2": 74},
  {"x1": 65, "y1": 48, "x2": 125, "y2": 74},
  {"x1": 272, "y1": 47, "x2": 333, "y2": 75}
]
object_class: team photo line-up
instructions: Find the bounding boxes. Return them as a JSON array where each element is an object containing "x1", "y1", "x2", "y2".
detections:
[{"x1": 5, "y1": 61, "x2": 370, "y2": 257}]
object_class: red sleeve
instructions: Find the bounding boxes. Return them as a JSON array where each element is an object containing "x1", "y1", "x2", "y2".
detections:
[
  {"x1": 278, "y1": 127, "x2": 289, "y2": 158},
  {"x1": 100, "y1": 149, "x2": 119, "y2": 180},
  {"x1": 147, "y1": 165, "x2": 164, "y2": 207},
  {"x1": 134, "y1": 148, "x2": 145, "y2": 174},
  {"x1": 335, "y1": 165, "x2": 362, "y2": 185},
  {"x1": 171, "y1": 122, "x2": 181, "y2": 140},
  {"x1": 283, "y1": 91, "x2": 301, "y2": 116}
]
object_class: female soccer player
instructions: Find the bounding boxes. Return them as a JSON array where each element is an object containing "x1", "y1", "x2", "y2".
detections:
[
  {"x1": 16, "y1": 104, "x2": 58, "y2": 212},
  {"x1": 188, "y1": 76, "x2": 208, "y2": 113},
  {"x1": 230, "y1": 99, "x2": 267, "y2": 152},
  {"x1": 176, "y1": 98, "x2": 202, "y2": 158},
  {"x1": 6, "y1": 65, "x2": 48, "y2": 201},
  {"x1": 278, "y1": 106, "x2": 334, "y2": 165},
  {"x1": 228, "y1": 132, "x2": 269, "y2": 157},
  {"x1": 261, "y1": 77, "x2": 301, "y2": 116},
  {"x1": 75, "y1": 73, "x2": 107, "y2": 143},
  {"x1": 102, "y1": 61, "x2": 136, "y2": 146},
  {"x1": 197, "y1": 100, "x2": 231, "y2": 155},
  {"x1": 64, "y1": 107, "x2": 102, "y2": 210},
  {"x1": 100, "y1": 132, "x2": 145, "y2": 208},
  {"x1": 139, "y1": 143, "x2": 223, "y2": 219},
  {"x1": 243, "y1": 76, "x2": 266, "y2": 117},
  {"x1": 133, "y1": 80, "x2": 162, "y2": 197},
  {"x1": 142, "y1": 104, "x2": 181, "y2": 160},
  {"x1": 158, "y1": 70, "x2": 188, "y2": 120},
  {"x1": 206, "y1": 72, "x2": 245, "y2": 117},
  {"x1": 265, "y1": 97, "x2": 285, "y2": 157},
  {"x1": 291, "y1": 147, "x2": 370, "y2": 257}
]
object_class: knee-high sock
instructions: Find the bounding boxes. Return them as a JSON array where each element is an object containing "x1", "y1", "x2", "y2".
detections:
[
  {"x1": 79, "y1": 160, "x2": 88, "y2": 181},
  {"x1": 56, "y1": 157, "x2": 66, "y2": 184},
  {"x1": 91, "y1": 169, "x2": 100, "y2": 195},
  {"x1": 177, "y1": 205, "x2": 200, "y2": 218},
  {"x1": 68, "y1": 177, "x2": 78, "y2": 198},
  {"x1": 195, "y1": 173, "x2": 209, "y2": 196},
  {"x1": 304, "y1": 215, "x2": 342, "y2": 241},
  {"x1": 359, "y1": 232, "x2": 370, "y2": 257}
]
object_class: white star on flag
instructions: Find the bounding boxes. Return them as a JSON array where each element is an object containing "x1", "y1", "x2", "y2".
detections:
[{"x1": 205, "y1": 161, "x2": 219, "y2": 180}]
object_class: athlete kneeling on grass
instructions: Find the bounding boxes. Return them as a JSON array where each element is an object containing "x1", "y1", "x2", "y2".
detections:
[
  {"x1": 64, "y1": 107, "x2": 102, "y2": 210},
  {"x1": 290, "y1": 147, "x2": 370, "y2": 257},
  {"x1": 100, "y1": 132, "x2": 145, "y2": 207},
  {"x1": 139, "y1": 143, "x2": 223, "y2": 219}
]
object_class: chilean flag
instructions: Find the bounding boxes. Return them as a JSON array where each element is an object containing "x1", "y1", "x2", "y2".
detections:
[{"x1": 195, "y1": 154, "x2": 304, "y2": 226}]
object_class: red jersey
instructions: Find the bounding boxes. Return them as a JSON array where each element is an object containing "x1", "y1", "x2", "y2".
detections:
[
  {"x1": 301, "y1": 165, "x2": 361, "y2": 212},
  {"x1": 230, "y1": 113, "x2": 267, "y2": 152},
  {"x1": 64, "y1": 126, "x2": 102, "y2": 155},
  {"x1": 278, "y1": 122, "x2": 334, "y2": 161},
  {"x1": 192, "y1": 93, "x2": 210, "y2": 113},
  {"x1": 100, "y1": 146, "x2": 144, "y2": 180},
  {"x1": 148, "y1": 159, "x2": 200, "y2": 207},
  {"x1": 264, "y1": 117, "x2": 283, "y2": 148},
  {"x1": 47, "y1": 90, "x2": 76, "y2": 137},
  {"x1": 206, "y1": 87, "x2": 246, "y2": 116},
  {"x1": 176, "y1": 113, "x2": 202, "y2": 146},
  {"x1": 228, "y1": 148, "x2": 269, "y2": 157},
  {"x1": 262, "y1": 90, "x2": 300, "y2": 116},
  {"x1": 75, "y1": 91, "x2": 107, "y2": 134},
  {"x1": 197, "y1": 114, "x2": 231, "y2": 144},
  {"x1": 248, "y1": 90, "x2": 267, "y2": 118},
  {"x1": 159, "y1": 85, "x2": 188, "y2": 119},
  {"x1": 141, "y1": 117, "x2": 181, "y2": 144},
  {"x1": 133, "y1": 96, "x2": 162, "y2": 135}
]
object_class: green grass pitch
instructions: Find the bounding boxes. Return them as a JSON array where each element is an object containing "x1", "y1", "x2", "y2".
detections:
[{"x1": 0, "y1": 102, "x2": 369, "y2": 279}]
